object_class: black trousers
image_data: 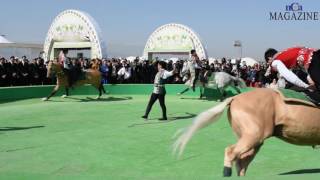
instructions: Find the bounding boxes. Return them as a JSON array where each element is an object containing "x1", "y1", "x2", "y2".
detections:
[
  {"x1": 305, "y1": 49, "x2": 320, "y2": 104},
  {"x1": 192, "y1": 69, "x2": 200, "y2": 88},
  {"x1": 144, "y1": 93, "x2": 167, "y2": 118},
  {"x1": 309, "y1": 50, "x2": 320, "y2": 88},
  {"x1": 64, "y1": 68, "x2": 80, "y2": 86}
]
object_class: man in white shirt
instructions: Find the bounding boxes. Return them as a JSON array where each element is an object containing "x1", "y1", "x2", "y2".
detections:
[
  {"x1": 265, "y1": 47, "x2": 320, "y2": 104},
  {"x1": 117, "y1": 64, "x2": 131, "y2": 83},
  {"x1": 189, "y1": 49, "x2": 201, "y2": 91}
]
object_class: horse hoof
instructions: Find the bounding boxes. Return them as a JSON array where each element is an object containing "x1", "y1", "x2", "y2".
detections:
[
  {"x1": 42, "y1": 97, "x2": 48, "y2": 101},
  {"x1": 61, "y1": 95, "x2": 67, "y2": 98},
  {"x1": 223, "y1": 166, "x2": 232, "y2": 177},
  {"x1": 95, "y1": 96, "x2": 101, "y2": 100}
]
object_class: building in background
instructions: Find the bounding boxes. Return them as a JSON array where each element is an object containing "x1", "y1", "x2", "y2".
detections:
[{"x1": 0, "y1": 35, "x2": 42, "y2": 59}]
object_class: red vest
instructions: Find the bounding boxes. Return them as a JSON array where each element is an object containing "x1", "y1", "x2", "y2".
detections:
[{"x1": 274, "y1": 47, "x2": 316, "y2": 69}]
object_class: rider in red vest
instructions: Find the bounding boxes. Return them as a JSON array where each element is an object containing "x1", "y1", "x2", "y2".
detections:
[{"x1": 265, "y1": 47, "x2": 320, "y2": 104}]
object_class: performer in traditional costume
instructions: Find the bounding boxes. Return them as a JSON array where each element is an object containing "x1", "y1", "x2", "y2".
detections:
[
  {"x1": 189, "y1": 49, "x2": 201, "y2": 91},
  {"x1": 264, "y1": 47, "x2": 320, "y2": 104},
  {"x1": 142, "y1": 61, "x2": 175, "y2": 120}
]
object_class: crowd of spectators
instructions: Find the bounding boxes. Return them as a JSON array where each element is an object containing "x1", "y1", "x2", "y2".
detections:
[
  {"x1": 0, "y1": 55, "x2": 285, "y2": 88},
  {"x1": 0, "y1": 56, "x2": 50, "y2": 86}
]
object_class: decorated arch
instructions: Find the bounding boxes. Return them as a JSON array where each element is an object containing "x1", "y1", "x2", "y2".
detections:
[
  {"x1": 43, "y1": 9, "x2": 107, "y2": 60},
  {"x1": 143, "y1": 23, "x2": 207, "y2": 60}
]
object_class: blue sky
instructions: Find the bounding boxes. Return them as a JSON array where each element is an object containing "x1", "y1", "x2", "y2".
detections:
[{"x1": 1, "y1": 0, "x2": 320, "y2": 59}]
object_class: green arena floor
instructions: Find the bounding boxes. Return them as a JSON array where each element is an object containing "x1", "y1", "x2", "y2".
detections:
[{"x1": 0, "y1": 93, "x2": 320, "y2": 179}]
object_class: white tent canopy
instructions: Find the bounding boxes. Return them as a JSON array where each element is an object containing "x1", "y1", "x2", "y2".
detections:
[
  {"x1": 0, "y1": 35, "x2": 13, "y2": 44},
  {"x1": 230, "y1": 57, "x2": 259, "y2": 66},
  {"x1": 208, "y1": 57, "x2": 261, "y2": 66},
  {"x1": 240, "y1": 57, "x2": 259, "y2": 66},
  {"x1": 126, "y1": 56, "x2": 137, "y2": 62},
  {"x1": 0, "y1": 35, "x2": 42, "y2": 59}
]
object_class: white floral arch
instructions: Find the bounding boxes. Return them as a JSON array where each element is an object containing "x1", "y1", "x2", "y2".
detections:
[
  {"x1": 143, "y1": 23, "x2": 207, "y2": 60},
  {"x1": 43, "y1": 9, "x2": 107, "y2": 60}
]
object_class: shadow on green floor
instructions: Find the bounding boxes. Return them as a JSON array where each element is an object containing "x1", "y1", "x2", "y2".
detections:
[
  {"x1": 0, "y1": 126, "x2": 45, "y2": 132},
  {"x1": 279, "y1": 168, "x2": 320, "y2": 175}
]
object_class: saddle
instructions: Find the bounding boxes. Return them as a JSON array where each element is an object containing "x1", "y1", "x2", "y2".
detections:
[
  {"x1": 77, "y1": 71, "x2": 86, "y2": 81},
  {"x1": 238, "y1": 87, "x2": 319, "y2": 107},
  {"x1": 273, "y1": 89, "x2": 319, "y2": 107},
  {"x1": 63, "y1": 68, "x2": 86, "y2": 86}
]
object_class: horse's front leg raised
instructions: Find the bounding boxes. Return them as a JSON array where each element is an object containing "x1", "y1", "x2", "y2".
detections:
[
  {"x1": 177, "y1": 88, "x2": 190, "y2": 95},
  {"x1": 42, "y1": 85, "x2": 60, "y2": 101},
  {"x1": 223, "y1": 137, "x2": 259, "y2": 177}
]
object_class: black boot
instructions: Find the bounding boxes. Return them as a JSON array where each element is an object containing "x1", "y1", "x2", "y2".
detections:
[
  {"x1": 141, "y1": 115, "x2": 148, "y2": 120},
  {"x1": 304, "y1": 90, "x2": 320, "y2": 106},
  {"x1": 158, "y1": 117, "x2": 167, "y2": 121}
]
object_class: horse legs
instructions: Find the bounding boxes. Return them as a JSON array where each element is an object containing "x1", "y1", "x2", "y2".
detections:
[
  {"x1": 94, "y1": 83, "x2": 104, "y2": 99},
  {"x1": 43, "y1": 85, "x2": 59, "y2": 101},
  {"x1": 98, "y1": 86, "x2": 102, "y2": 98},
  {"x1": 231, "y1": 85, "x2": 242, "y2": 94},
  {"x1": 223, "y1": 145, "x2": 236, "y2": 176},
  {"x1": 66, "y1": 87, "x2": 69, "y2": 96},
  {"x1": 178, "y1": 88, "x2": 190, "y2": 95},
  {"x1": 235, "y1": 144, "x2": 262, "y2": 176},
  {"x1": 200, "y1": 86, "x2": 204, "y2": 99},
  {"x1": 101, "y1": 84, "x2": 106, "y2": 94},
  {"x1": 223, "y1": 137, "x2": 258, "y2": 177},
  {"x1": 217, "y1": 88, "x2": 226, "y2": 101},
  {"x1": 62, "y1": 87, "x2": 69, "y2": 98}
]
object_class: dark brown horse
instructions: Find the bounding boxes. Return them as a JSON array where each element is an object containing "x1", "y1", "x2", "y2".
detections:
[
  {"x1": 174, "y1": 88, "x2": 319, "y2": 177},
  {"x1": 42, "y1": 61, "x2": 106, "y2": 101}
]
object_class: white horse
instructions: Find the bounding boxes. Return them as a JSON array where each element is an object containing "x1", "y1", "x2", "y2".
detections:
[{"x1": 179, "y1": 62, "x2": 246, "y2": 101}]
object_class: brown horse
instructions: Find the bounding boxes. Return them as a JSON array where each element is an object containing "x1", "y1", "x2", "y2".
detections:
[
  {"x1": 174, "y1": 88, "x2": 320, "y2": 177},
  {"x1": 42, "y1": 60, "x2": 106, "y2": 101}
]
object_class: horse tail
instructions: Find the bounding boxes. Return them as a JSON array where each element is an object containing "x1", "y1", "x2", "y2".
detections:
[{"x1": 173, "y1": 97, "x2": 234, "y2": 157}]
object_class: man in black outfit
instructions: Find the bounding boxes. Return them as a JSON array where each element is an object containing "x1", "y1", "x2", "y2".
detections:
[
  {"x1": 19, "y1": 56, "x2": 30, "y2": 85},
  {"x1": 0, "y1": 58, "x2": 8, "y2": 86},
  {"x1": 142, "y1": 61, "x2": 175, "y2": 121},
  {"x1": 8, "y1": 57, "x2": 19, "y2": 86}
]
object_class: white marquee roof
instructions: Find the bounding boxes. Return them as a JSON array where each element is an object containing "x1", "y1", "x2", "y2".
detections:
[
  {"x1": 143, "y1": 23, "x2": 207, "y2": 59},
  {"x1": 43, "y1": 9, "x2": 107, "y2": 60},
  {"x1": 0, "y1": 35, "x2": 13, "y2": 44},
  {"x1": 240, "y1": 57, "x2": 259, "y2": 66}
]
